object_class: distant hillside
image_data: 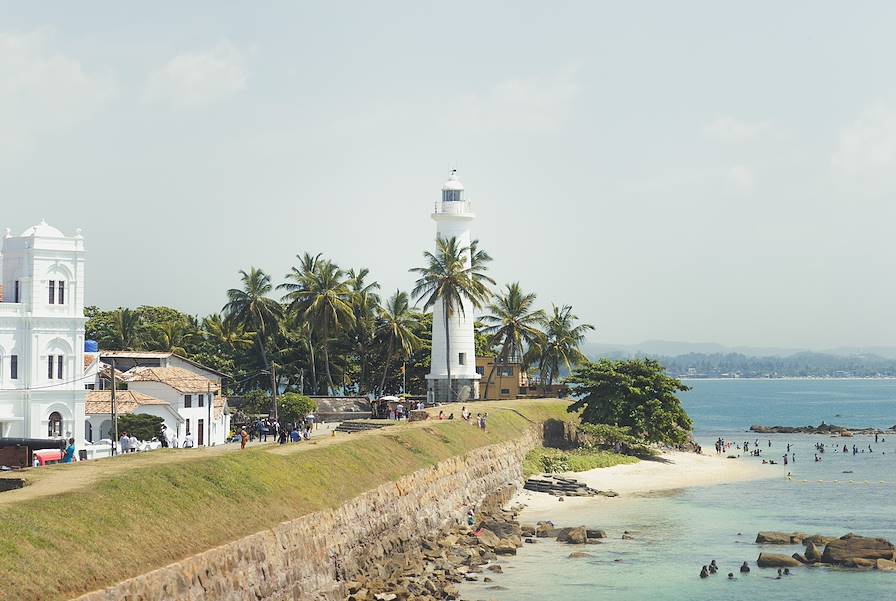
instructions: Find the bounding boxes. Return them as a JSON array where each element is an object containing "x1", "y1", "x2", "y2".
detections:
[{"x1": 583, "y1": 342, "x2": 896, "y2": 378}]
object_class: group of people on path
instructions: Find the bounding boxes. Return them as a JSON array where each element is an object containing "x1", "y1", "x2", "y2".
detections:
[
  {"x1": 118, "y1": 431, "x2": 140, "y2": 453},
  {"x1": 237, "y1": 414, "x2": 317, "y2": 449}
]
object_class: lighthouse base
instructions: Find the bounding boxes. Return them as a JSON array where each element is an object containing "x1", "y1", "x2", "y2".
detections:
[{"x1": 426, "y1": 377, "x2": 480, "y2": 404}]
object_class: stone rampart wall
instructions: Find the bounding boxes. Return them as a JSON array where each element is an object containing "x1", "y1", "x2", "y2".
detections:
[{"x1": 75, "y1": 428, "x2": 538, "y2": 601}]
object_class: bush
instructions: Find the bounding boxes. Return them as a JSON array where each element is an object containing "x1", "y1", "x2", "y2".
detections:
[
  {"x1": 277, "y1": 393, "x2": 317, "y2": 426},
  {"x1": 116, "y1": 414, "x2": 164, "y2": 441}
]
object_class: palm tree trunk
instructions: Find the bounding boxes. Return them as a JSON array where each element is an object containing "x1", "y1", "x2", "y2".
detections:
[
  {"x1": 322, "y1": 324, "x2": 335, "y2": 394},
  {"x1": 482, "y1": 341, "x2": 510, "y2": 400},
  {"x1": 444, "y1": 301, "x2": 452, "y2": 402},
  {"x1": 380, "y1": 339, "x2": 394, "y2": 395}
]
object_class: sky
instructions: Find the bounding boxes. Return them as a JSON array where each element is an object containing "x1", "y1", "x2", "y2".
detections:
[{"x1": 1, "y1": 1, "x2": 896, "y2": 350}]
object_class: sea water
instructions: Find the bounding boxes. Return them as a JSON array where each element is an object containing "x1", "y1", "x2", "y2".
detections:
[{"x1": 462, "y1": 379, "x2": 896, "y2": 601}]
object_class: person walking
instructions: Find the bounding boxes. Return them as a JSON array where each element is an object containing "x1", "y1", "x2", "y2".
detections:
[
  {"x1": 239, "y1": 428, "x2": 249, "y2": 449},
  {"x1": 159, "y1": 425, "x2": 170, "y2": 448},
  {"x1": 128, "y1": 433, "x2": 138, "y2": 452},
  {"x1": 119, "y1": 431, "x2": 130, "y2": 455}
]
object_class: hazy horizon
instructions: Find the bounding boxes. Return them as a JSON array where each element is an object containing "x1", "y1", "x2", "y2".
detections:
[{"x1": 2, "y1": 2, "x2": 896, "y2": 349}]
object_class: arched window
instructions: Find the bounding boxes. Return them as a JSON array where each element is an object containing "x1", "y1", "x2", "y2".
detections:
[{"x1": 48, "y1": 412, "x2": 63, "y2": 437}]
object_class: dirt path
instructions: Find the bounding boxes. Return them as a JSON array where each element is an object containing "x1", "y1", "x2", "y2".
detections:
[{"x1": 0, "y1": 399, "x2": 557, "y2": 506}]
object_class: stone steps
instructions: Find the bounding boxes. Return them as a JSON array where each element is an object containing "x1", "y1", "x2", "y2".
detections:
[
  {"x1": 523, "y1": 475, "x2": 614, "y2": 497},
  {"x1": 335, "y1": 421, "x2": 394, "y2": 434}
]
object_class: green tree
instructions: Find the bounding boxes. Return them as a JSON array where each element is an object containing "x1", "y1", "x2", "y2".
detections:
[
  {"x1": 280, "y1": 258, "x2": 354, "y2": 394},
  {"x1": 116, "y1": 414, "x2": 164, "y2": 441},
  {"x1": 223, "y1": 268, "x2": 283, "y2": 409},
  {"x1": 376, "y1": 290, "x2": 423, "y2": 394},
  {"x1": 108, "y1": 307, "x2": 146, "y2": 350},
  {"x1": 277, "y1": 393, "x2": 317, "y2": 426},
  {"x1": 480, "y1": 283, "x2": 546, "y2": 398},
  {"x1": 240, "y1": 389, "x2": 271, "y2": 415},
  {"x1": 531, "y1": 304, "x2": 594, "y2": 392},
  {"x1": 410, "y1": 236, "x2": 494, "y2": 402},
  {"x1": 346, "y1": 267, "x2": 381, "y2": 395},
  {"x1": 567, "y1": 359, "x2": 693, "y2": 446}
]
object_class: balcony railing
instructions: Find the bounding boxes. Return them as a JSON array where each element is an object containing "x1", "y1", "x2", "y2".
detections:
[
  {"x1": 433, "y1": 199, "x2": 474, "y2": 215},
  {"x1": 0, "y1": 302, "x2": 24, "y2": 316}
]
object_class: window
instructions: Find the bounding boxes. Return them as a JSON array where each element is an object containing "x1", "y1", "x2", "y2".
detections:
[
  {"x1": 498, "y1": 366, "x2": 514, "y2": 377},
  {"x1": 57, "y1": 355, "x2": 63, "y2": 380},
  {"x1": 48, "y1": 280, "x2": 55, "y2": 304},
  {"x1": 10, "y1": 355, "x2": 17, "y2": 380},
  {"x1": 186, "y1": 418, "x2": 191, "y2": 435},
  {"x1": 500, "y1": 388, "x2": 511, "y2": 395},
  {"x1": 48, "y1": 412, "x2": 63, "y2": 437},
  {"x1": 13, "y1": 280, "x2": 19, "y2": 303},
  {"x1": 184, "y1": 395, "x2": 192, "y2": 408},
  {"x1": 47, "y1": 356, "x2": 54, "y2": 379},
  {"x1": 198, "y1": 394, "x2": 205, "y2": 408},
  {"x1": 475, "y1": 366, "x2": 485, "y2": 375},
  {"x1": 458, "y1": 352, "x2": 466, "y2": 366},
  {"x1": 58, "y1": 281, "x2": 65, "y2": 305},
  {"x1": 85, "y1": 383, "x2": 95, "y2": 390}
]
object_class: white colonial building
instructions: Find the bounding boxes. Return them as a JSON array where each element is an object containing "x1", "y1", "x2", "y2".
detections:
[
  {"x1": 426, "y1": 172, "x2": 481, "y2": 403},
  {"x1": 86, "y1": 352, "x2": 230, "y2": 446},
  {"x1": 0, "y1": 221, "x2": 87, "y2": 441}
]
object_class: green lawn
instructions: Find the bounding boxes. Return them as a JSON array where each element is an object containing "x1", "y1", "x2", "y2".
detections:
[
  {"x1": 0, "y1": 399, "x2": 572, "y2": 601},
  {"x1": 522, "y1": 446, "x2": 638, "y2": 478}
]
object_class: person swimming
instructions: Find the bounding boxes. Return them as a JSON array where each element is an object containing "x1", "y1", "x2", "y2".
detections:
[
  {"x1": 740, "y1": 561, "x2": 750, "y2": 573},
  {"x1": 700, "y1": 566, "x2": 709, "y2": 578},
  {"x1": 709, "y1": 560, "x2": 718, "y2": 574},
  {"x1": 783, "y1": 568, "x2": 791, "y2": 576},
  {"x1": 728, "y1": 572, "x2": 736, "y2": 580}
]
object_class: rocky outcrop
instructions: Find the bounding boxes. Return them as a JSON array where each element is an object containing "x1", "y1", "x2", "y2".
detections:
[
  {"x1": 750, "y1": 423, "x2": 894, "y2": 435},
  {"x1": 756, "y1": 531, "x2": 806, "y2": 545},
  {"x1": 756, "y1": 553, "x2": 802, "y2": 568},
  {"x1": 755, "y1": 531, "x2": 896, "y2": 572},
  {"x1": 820, "y1": 534, "x2": 895, "y2": 565},
  {"x1": 523, "y1": 475, "x2": 617, "y2": 498},
  {"x1": 75, "y1": 429, "x2": 539, "y2": 601}
]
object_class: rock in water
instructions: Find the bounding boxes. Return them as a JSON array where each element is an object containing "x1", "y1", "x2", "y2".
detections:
[
  {"x1": 557, "y1": 526, "x2": 588, "y2": 544},
  {"x1": 804, "y1": 542, "x2": 823, "y2": 562},
  {"x1": 756, "y1": 553, "x2": 802, "y2": 568},
  {"x1": 821, "y1": 534, "x2": 895, "y2": 565},
  {"x1": 756, "y1": 531, "x2": 805, "y2": 545},
  {"x1": 568, "y1": 551, "x2": 592, "y2": 559},
  {"x1": 875, "y1": 558, "x2": 896, "y2": 571}
]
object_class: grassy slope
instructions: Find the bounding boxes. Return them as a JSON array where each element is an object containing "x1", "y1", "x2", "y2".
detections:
[{"x1": 0, "y1": 400, "x2": 570, "y2": 601}]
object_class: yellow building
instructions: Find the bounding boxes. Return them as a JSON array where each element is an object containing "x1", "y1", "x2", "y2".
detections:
[{"x1": 475, "y1": 356, "x2": 569, "y2": 400}]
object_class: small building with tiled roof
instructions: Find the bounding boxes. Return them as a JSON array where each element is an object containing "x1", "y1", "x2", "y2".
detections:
[
  {"x1": 84, "y1": 390, "x2": 183, "y2": 441},
  {"x1": 121, "y1": 366, "x2": 230, "y2": 446}
]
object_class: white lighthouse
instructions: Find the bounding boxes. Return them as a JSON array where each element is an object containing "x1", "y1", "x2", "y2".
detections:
[{"x1": 426, "y1": 171, "x2": 481, "y2": 403}]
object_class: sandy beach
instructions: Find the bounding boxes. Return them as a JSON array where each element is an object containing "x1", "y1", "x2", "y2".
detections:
[{"x1": 514, "y1": 451, "x2": 782, "y2": 518}]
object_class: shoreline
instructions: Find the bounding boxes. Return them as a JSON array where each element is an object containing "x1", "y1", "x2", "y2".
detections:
[{"x1": 513, "y1": 451, "x2": 780, "y2": 520}]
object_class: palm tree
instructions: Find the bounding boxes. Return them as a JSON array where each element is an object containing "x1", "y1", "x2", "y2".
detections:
[
  {"x1": 480, "y1": 283, "x2": 546, "y2": 399},
  {"x1": 203, "y1": 313, "x2": 255, "y2": 353},
  {"x1": 223, "y1": 268, "x2": 283, "y2": 406},
  {"x1": 149, "y1": 320, "x2": 197, "y2": 356},
  {"x1": 110, "y1": 307, "x2": 145, "y2": 350},
  {"x1": 376, "y1": 290, "x2": 423, "y2": 394},
  {"x1": 534, "y1": 304, "x2": 595, "y2": 395},
  {"x1": 410, "y1": 236, "x2": 494, "y2": 402},
  {"x1": 280, "y1": 258, "x2": 354, "y2": 393},
  {"x1": 347, "y1": 267, "x2": 381, "y2": 395}
]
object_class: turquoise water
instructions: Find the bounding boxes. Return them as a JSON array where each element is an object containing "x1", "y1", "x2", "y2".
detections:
[{"x1": 464, "y1": 379, "x2": 896, "y2": 600}]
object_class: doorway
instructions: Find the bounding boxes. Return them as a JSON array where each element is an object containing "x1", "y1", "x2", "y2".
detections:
[{"x1": 197, "y1": 419, "x2": 205, "y2": 446}]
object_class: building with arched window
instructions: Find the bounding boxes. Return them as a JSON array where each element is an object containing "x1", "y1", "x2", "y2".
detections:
[{"x1": 0, "y1": 221, "x2": 86, "y2": 441}]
